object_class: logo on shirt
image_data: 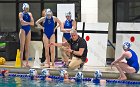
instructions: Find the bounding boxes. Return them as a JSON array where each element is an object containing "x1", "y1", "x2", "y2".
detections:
[
  {"x1": 66, "y1": 20, "x2": 70, "y2": 26},
  {"x1": 48, "y1": 20, "x2": 51, "y2": 24}
]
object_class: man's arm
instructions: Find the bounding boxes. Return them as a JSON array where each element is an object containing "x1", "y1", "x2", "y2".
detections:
[
  {"x1": 71, "y1": 48, "x2": 85, "y2": 56},
  {"x1": 50, "y1": 41, "x2": 69, "y2": 47}
]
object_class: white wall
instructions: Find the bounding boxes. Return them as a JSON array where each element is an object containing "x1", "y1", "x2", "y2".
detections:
[
  {"x1": 98, "y1": 0, "x2": 114, "y2": 59},
  {"x1": 81, "y1": 0, "x2": 98, "y2": 23}
]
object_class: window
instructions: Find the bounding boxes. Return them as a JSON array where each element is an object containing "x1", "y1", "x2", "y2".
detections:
[
  {"x1": 115, "y1": 0, "x2": 140, "y2": 22},
  {"x1": 75, "y1": 2, "x2": 81, "y2": 22},
  {"x1": 0, "y1": 0, "x2": 16, "y2": 1},
  {"x1": 0, "y1": 0, "x2": 81, "y2": 40},
  {"x1": 0, "y1": 3, "x2": 16, "y2": 32},
  {"x1": 113, "y1": 0, "x2": 140, "y2": 42},
  {"x1": 19, "y1": 0, "x2": 41, "y2": 2},
  {"x1": 44, "y1": 3, "x2": 57, "y2": 16}
]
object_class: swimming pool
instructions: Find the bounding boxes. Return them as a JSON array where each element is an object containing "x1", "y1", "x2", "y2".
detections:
[{"x1": 0, "y1": 74, "x2": 140, "y2": 87}]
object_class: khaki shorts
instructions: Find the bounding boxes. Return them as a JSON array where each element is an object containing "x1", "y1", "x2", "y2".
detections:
[
  {"x1": 68, "y1": 56, "x2": 83, "y2": 70},
  {"x1": 60, "y1": 46, "x2": 71, "y2": 61}
]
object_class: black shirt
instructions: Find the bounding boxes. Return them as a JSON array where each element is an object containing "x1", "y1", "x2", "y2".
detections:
[{"x1": 67, "y1": 36, "x2": 87, "y2": 62}]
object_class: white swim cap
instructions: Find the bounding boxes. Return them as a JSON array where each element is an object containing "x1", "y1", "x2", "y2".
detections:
[
  {"x1": 29, "y1": 69, "x2": 37, "y2": 76},
  {"x1": 46, "y1": 8, "x2": 52, "y2": 15},
  {"x1": 123, "y1": 42, "x2": 131, "y2": 50},
  {"x1": 94, "y1": 70, "x2": 102, "y2": 79},
  {"x1": 75, "y1": 72, "x2": 83, "y2": 80},
  {"x1": 22, "y1": 3, "x2": 29, "y2": 11},
  {"x1": 60, "y1": 70, "x2": 68, "y2": 77},
  {"x1": 41, "y1": 69, "x2": 50, "y2": 76},
  {"x1": 65, "y1": 11, "x2": 71, "y2": 17}
]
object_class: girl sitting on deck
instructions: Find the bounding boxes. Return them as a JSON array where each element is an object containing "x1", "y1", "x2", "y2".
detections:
[{"x1": 111, "y1": 42, "x2": 139, "y2": 80}]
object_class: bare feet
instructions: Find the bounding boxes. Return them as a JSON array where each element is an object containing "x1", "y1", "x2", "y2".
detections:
[
  {"x1": 23, "y1": 62, "x2": 30, "y2": 68},
  {"x1": 40, "y1": 63, "x2": 45, "y2": 66},
  {"x1": 118, "y1": 76, "x2": 127, "y2": 80},
  {"x1": 44, "y1": 63, "x2": 50, "y2": 68},
  {"x1": 22, "y1": 63, "x2": 26, "y2": 67},
  {"x1": 50, "y1": 65, "x2": 55, "y2": 68},
  {"x1": 118, "y1": 76, "x2": 121, "y2": 80}
]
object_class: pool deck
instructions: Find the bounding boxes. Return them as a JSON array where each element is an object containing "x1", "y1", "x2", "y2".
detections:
[{"x1": 0, "y1": 61, "x2": 140, "y2": 81}]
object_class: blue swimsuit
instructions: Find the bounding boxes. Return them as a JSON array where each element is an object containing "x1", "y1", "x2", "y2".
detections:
[
  {"x1": 63, "y1": 19, "x2": 73, "y2": 41},
  {"x1": 126, "y1": 49, "x2": 139, "y2": 73},
  {"x1": 44, "y1": 17, "x2": 55, "y2": 39},
  {"x1": 21, "y1": 12, "x2": 31, "y2": 35}
]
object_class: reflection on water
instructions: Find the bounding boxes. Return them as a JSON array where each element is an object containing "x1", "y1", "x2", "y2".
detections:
[{"x1": 0, "y1": 77, "x2": 140, "y2": 87}]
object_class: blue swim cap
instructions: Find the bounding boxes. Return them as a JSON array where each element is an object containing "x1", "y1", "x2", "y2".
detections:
[{"x1": 123, "y1": 42, "x2": 131, "y2": 50}]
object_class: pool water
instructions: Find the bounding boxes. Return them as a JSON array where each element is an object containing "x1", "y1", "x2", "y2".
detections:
[{"x1": 0, "y1": 77, "x2": 140, "y2": 87}]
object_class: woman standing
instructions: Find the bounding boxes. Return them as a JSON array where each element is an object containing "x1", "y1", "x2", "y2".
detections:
[
  {"x1": 36, "y1": 9, "x2": 61, "y2": 68},
  {"x1": 60, "y1": 12, "x2": 76, "y2": 67},
  {"x1": 19, "y1": 3, "x2": 34, "y2": 67},
  {"x1": 61, "y1": 12, "x2": 76, "y2": 41}
]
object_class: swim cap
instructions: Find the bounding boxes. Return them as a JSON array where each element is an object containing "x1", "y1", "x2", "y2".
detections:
[
  {"x1": 94, "y1": 70, "x2": 102, "y2": 79},
  {"x1": 123, "y1": 42, "x2": 131, "y2": 50},
  {"x1": 65, "y1": 11, "x2": 71, "y2": 17},
  {"x1": 1, "y1": 69, "x2": 8, "y2": 76},
  {"x1": 41, "y1": 69, "x2": 50, "y2": 76},
  {"x1": 59, "y1": 70, "x2": 68, "y2": 77},
  {"x1": 75, "y1": 72, "x2": 83, "y2": 80},
  {"x1": 46, "y1": 8, "x2": 52, "y2": 15},
  {"x1": 29, "y1": 69, "x2": 37, "y2": 76},
  {"x1": 22, "y1": 3, "x2": 29, "y2": 11}
]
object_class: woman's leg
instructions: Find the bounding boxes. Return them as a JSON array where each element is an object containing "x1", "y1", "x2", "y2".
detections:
[
  {"x1": 114, "y1": 62, "x2": 136, "y2": 80},
  {"x1": 25, "y1": 31, "x2": 31, "y2": 66},
  {"x1": 19, "y1": 29, "x2": 25, "y2": 67},
  {"x1": 118, "y1": 62, "x2": 136, "y2": 73},
  {"x1": 114, "y1": 63, "x2": 127, "y2": 80},
  {"x1": 50, "y1": 34, "x2": 55, "y2": 67},
  {"x1": 43, "y1": 34, "x2": 50, "y2": 67}
]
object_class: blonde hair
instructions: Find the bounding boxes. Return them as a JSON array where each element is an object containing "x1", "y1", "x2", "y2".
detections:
[{"x1": 42, "y1": 9, "x2": 46, "y2": 17}]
